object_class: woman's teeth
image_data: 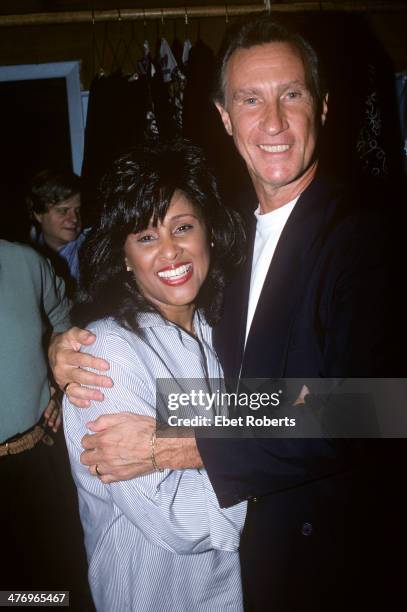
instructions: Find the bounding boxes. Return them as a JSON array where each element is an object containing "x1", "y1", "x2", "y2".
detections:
[{"x1": 158, "y1": 264, "x2": 192, "y2": 279}]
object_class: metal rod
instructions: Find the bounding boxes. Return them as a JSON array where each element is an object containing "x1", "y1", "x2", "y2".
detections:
[{"x1": 0, "y1": 3, "x2": 405, "y2": 28}]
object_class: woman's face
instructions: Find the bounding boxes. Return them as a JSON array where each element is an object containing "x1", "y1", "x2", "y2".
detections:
[{"x1": 124, "y1": 190, "x2": 210, "y2": 323}]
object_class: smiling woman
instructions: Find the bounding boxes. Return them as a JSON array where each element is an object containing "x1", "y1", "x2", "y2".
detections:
[
  {"x1": 63, "y1": 140, "x2": 246, "y2": 612},
  {"x1": 73, "y1": 139, "x2": 243, "y2": 332}
]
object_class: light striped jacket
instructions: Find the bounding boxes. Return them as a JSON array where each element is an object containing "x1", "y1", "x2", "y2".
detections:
[{"x1": 63, "y1": 311, "x2": 246, "y2": 612}]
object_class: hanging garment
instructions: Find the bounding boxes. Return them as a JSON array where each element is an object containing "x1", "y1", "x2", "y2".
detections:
[
  {"x1": 137, "y1": 41, "x2": 156, "y2": 78},
  {"x1": 313, "y1": 12, "x2": 403, "y2": 182},
  {"x1": 182, "y1": 38, "x2": 252, "y2": 206},
  {"x1": 135, "y1": 41, "x2": 159, "y2": 142},
  {"x1": 395, "y1": 72, "x2": 407, "y2": 174},
  {"x1": 170, "y1": 37, "x2": 187, "y2": 130},
  {"x1": 151, "y1": 38, "x2": 185, "y2": 140},
  {"x1": 182, "y1": 38, "x2": 217, "y2": 150},
  {"x1": 182, "y1": 39, "x2": 192, "y2": 67},
  {"x1": 159, "y1": 38, "x2": 178, "y2": 84},
  {"x1": 171, "y1": 35, "x2": 184, "y2": 69},
  {"x1": 81, "y1": 72, "x2": 150, "y2": 220}
]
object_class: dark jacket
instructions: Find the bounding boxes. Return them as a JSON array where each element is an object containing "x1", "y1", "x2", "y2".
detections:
[{"x1": 197, "y1": 172, "x2": 405, "y2": 611}]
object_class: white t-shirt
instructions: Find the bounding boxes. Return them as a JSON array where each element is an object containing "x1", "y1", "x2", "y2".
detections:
[{"x1": 245, "y1": 197, "x2": 298, "y2": 343}]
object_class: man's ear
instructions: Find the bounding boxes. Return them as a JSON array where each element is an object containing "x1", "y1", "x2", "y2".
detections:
[
  {"x1": 215, "y1": 101, "x2": 233, "y2": 136},
  {"x1": 321, "y1": 93, "x2": 329, "y2": 126}
]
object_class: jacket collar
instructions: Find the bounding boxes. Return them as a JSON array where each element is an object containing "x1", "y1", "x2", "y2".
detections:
[{"x1": 215, "y1": 171, "x2": 342, "y2": 378}]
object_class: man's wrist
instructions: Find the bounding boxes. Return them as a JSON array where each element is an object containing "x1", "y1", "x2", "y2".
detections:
[{"x1": 155, "y1": 427, "x2": 203, "y2": 470}]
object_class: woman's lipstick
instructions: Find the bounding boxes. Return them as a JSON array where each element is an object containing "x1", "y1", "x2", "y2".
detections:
[{"x1": 157, "y1": 263, "x2": 193, "y2": 286}]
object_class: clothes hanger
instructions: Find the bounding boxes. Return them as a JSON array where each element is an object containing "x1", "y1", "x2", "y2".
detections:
[
  {"x1": 90, "y1": 9, "x2": 105, "y2": 77},
  {"x1": 183, "y1": 8, "x2": 192, "y2": 67}
]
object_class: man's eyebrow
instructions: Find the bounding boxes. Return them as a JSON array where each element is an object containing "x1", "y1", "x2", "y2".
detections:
[
  {"x1": 232, "y1": 80, "x2": 308, "y2": 98},
  {"x1": 233, "y1": 88, "x2": 261, "y2": 99},
  {"x1": 280, "y1": 79, "x2": 308, "y2": 89}
]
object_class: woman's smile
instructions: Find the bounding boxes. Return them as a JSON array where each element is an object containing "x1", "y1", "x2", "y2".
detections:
[{"x1": 157, "y1": 262, "x2": 193, "y2": 285}]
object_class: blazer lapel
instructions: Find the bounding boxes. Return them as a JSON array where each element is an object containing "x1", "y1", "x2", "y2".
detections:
[
  {"x1": 242, "y1": 173, "x2": 339, "y2": 378},
  {"x1": 213, "y1": 206, "x2": 256, "y2": 379}
]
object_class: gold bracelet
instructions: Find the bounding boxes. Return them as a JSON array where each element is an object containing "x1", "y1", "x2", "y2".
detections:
[{"x1": 150, "y1": 430, "x2": 164, "y2": 472}]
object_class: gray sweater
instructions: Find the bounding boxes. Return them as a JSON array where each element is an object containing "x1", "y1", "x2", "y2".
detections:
[{"x1": 0, "y1": 240, "x2": 70, "y2": 442}]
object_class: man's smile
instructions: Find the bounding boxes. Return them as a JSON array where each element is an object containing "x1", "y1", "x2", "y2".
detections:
[{"x1": 258, "y1": 144, "x2": 291, "y2": 153}]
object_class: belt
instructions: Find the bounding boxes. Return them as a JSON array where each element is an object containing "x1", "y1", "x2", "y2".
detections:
[{"x1": 0, "y1": 425, "x2": 45, "y2": 457}]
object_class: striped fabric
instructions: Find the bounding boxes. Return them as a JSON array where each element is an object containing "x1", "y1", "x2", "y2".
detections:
[{"x1": 63, "y1": 311, "x2": 246, "y2": 612}]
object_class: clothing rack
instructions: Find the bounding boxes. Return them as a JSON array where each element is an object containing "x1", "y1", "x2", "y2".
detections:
[{"x1": 0, "y1": 2, "x2": 406, "y2": 28}]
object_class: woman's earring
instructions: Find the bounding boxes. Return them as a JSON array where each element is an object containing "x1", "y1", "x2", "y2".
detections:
[
  {"x1": 125, "y1": 260, "x2": 132, "y2": 272},
  {"x1": 210, "y1": 241, "x2": 215, "y2": 248}
]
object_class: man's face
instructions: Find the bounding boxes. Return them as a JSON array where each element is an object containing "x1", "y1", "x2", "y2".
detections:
[
  {"x1": 216, "y1": 42, "x2": 328, "y2": 208},
  {"x1": 34, "y1": 193, "x2": 81, "y2": 250}
]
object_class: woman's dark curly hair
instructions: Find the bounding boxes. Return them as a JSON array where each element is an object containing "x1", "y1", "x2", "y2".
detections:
[{"x1": 72, "y1": 140, "x2": 244, "y2": 331}]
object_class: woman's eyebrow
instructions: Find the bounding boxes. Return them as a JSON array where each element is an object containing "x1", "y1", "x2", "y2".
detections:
[
  {"x1": 53, "y1": 204, "x2": 80, "y2": 209},
  {"x1": 169, "y1": 213, "x2": 199, "y2": 222}
]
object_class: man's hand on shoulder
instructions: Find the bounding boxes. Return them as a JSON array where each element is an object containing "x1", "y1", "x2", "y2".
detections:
[{"x1": 49, "y1": 327, "x2": 113, "y2": 407}]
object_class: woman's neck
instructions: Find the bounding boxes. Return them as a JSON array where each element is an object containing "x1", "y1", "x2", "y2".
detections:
[{"x1": 158, "y1": 303, "x2": 196, "y2": 335}]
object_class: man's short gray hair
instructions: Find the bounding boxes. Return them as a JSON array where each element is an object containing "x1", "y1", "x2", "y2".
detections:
[{"x1": 213, "y1": 15, "x2": 327, "y2": 114}]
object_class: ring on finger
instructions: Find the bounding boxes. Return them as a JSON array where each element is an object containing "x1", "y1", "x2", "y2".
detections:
[
  {"x1": 95, "y1": 464, "x2": 102, "y2": 477},
  {"x1": 63, "y1": 382, "x2": 72, "y2": 394}
]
